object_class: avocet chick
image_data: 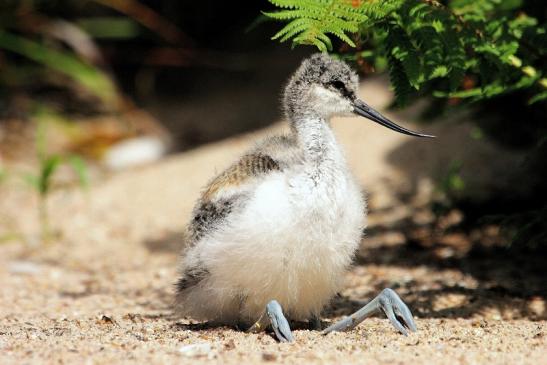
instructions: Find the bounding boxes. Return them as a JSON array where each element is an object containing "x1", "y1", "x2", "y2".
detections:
[{"x1": 175, "y1": 53, "x2": 433, "y2": 342}]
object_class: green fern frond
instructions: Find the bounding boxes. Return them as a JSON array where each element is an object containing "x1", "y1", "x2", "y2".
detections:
[
  {"x1": 269, "y1": 0, "x2": 330, "y2": 10},
  {"x1": 263, "y1": 0, "x2": 547, "y2": 104},
  {"x1": 387, "y1": 56, "x2": 412, "y2": 105},
  {"x1": 386, "y1": 25, "x2": 422, "y2": 89},
  {"x1": 325, "y1": 26, "x2": 356, "y2": 46},
  {"x1": 263, "y1": 10, "x2": 319, "y2": 21},
  {"x1": 383, "y1": 24, "x2": 412, "y2": 104},
  {"x1": 315, "y1": 32, "x2": 333, "y2": 50},
  {"x1": 359, "y1": 0, "x2": 403, "y2": 20},
  {"x1": 266, "y1": 0, "x2": 368, "y2": 50}
]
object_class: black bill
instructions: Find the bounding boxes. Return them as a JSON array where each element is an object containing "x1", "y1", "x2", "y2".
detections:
[{"x1": 353, "y1": 99, "x2": 435, "y2": 138}]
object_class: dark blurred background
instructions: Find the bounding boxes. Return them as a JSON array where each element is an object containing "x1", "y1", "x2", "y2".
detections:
[
  {"x1": 0, "y1": 0, "x2": 545, "y2": 255},
  {"x1": 0, "y1": 0, "x2": 313, "y2": 153}
]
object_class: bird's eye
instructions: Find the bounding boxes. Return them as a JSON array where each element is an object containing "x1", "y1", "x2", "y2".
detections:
[
  {"x1": 327, "y1": 80, "x2": 353, "y2": 99},
  {"x1": 329, "y1": 80, "x2": 345, "y2": 90}
]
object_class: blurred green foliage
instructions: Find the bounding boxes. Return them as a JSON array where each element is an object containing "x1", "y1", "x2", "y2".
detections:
[
  {"x1": 264, "y1": 0, "x2": 547, "y2": 249},
  {"x1": 0, "y1": 0, "x2": 184, "y2": 110},
  {"x1": 264, "y1": 0, "x2": 547, "y2": 106},
  {"x1": 439, "y1": 160, "x2": 465, "y2": 196},
  {"x1": 22, "y1": 108, "x2": 90, "y2": 241},
  {"x1": 0, "y1": 30, "x2": 117, "y2": 105},
  {"x1": 76, "y1": 17, "x2": 140, "y2": 39}
]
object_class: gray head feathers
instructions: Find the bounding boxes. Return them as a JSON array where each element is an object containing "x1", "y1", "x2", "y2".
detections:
[{"x1": 283, "y1": 53, "x2": 359, "y2": 120}]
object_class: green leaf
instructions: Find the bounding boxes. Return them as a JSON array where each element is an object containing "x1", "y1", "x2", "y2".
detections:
[
  {"x1": 66, "y1": 155, "x2": 89, "y2": 189},
  {"x1": 272, "y1": 18, "x2": 311, "y2": 41},
  {"x1": 433, "y1": 88, "x2": 483, "y2": 98},
  {"x1": 263, "y1": 10, "x2": 316, "y2": 21},
  {"x1": 387, "y1": 56, "x2": 412, "y2": 105},
  {"x1": 449, "y1": 174, "x2": 465, "y2": 191},
  {"x1": 76, "y1": 17, "x2": 140, "y2": 39},
  {"x1": 0, "y1": 30, "x2": 118, "y2": 106},
  {"x1": 440, "y1": 159, "x2": 465, "y2": 194},
  {"x1": 327, "y1": 28, "x2": 355, "y2": 47},
  {"x1": 316, "y1": 32, "x2": 333, "y2": 51},
  {"x1": 431, "y1": 19, "x2": 444, "y2": 33},
  {"x1": 308, "y1": 37, "x2": 328, "y2": 52},
  {"x1": 39, "y1": 155, "x2": 62, "y2": 196},
  {"x1": 470, "y1": 127, "x2": 483, "y2": 140},
  {"x1": 430, "y1": 65, "x2": 448, "y2": 78},
  {"x1": 529, "y1": 91, "x2": 547, "y2": 105},
  {"x1": 387, "y1": 26, "x2": 422, "y2": 90}
]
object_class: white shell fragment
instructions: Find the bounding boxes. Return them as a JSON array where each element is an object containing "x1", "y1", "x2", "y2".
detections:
[
  {"x1": 177, "y1": 342, "x2": 213, "y2": 358},
  {"x1": 104, "y1": 136, "x2": 167, "y2": 170}
]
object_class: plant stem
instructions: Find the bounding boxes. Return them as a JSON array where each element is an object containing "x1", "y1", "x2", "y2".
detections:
[{"x1": 38, "y1": 194, "x2": 50, "y2": 242}]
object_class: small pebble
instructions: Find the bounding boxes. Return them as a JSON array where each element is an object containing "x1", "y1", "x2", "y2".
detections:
[
  {"x1": 262, "y1": 352, "x2": 277, "y2": 361},
  {"x1": 178, "y1": 342, "x2": 213, "y2": 358},
  {"x1": 8, "y1": 261, "x2": 41, "y2": 275},
  {"x1": 223, "y1": 339, "x2": 236, "y2": 351},
  {"x1": 97, "y1": 315, "x2": 116, "y2": 325}
]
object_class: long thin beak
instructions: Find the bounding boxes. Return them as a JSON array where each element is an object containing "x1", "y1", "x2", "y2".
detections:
[{"x1": 352, "y1": 99, "x2": 435, "y2": 138}]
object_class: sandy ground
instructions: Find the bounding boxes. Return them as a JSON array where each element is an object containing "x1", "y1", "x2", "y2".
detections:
[{"x1": 0, "y1": 80, "x2": 545, "y2": 364}]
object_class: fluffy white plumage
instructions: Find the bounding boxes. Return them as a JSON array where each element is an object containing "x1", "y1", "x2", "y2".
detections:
[{"x1": 175, "y1": 53, "x2": 366, "y2": 326}]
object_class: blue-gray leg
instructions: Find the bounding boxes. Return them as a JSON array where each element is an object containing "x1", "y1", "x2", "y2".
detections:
[
  {"x1": 322, "y1": 288, "x2": 417, "y2": 335},
  {"x1": 247, "y1": 300, "x2": 295, "y2": 342}
]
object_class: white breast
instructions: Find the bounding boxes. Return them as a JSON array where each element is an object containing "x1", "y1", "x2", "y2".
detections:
[
  {"x1": 182, "y1": 161, "x2": 365, "y2": 324},
  {"x1": 179, "y1": 120, "x2": 366, "y2": 324}
]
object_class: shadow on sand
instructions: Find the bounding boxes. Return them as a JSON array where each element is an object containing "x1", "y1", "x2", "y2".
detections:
[{"x1": 143, "y1": 205, "x2": 546, "y2": 325}]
